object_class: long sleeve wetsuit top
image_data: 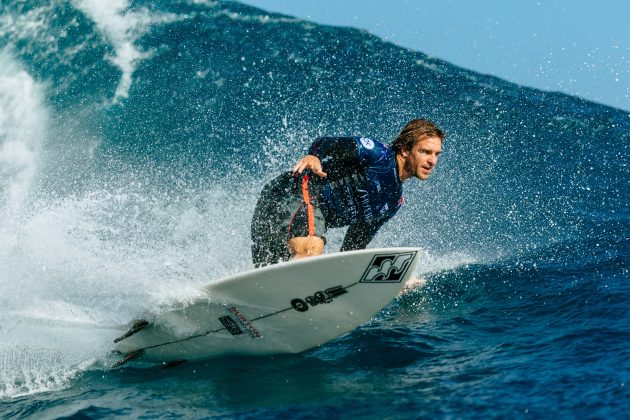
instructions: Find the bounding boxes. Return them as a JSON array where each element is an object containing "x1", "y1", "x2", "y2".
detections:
[{"x1": 308, "y1": 137, "x2": 403, "y2": 251}]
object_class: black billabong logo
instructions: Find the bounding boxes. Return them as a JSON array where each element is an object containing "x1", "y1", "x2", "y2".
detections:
[
  {"x1": 291, "y1": 285, "x2": 347, "y2": 312},
  {"x1": 359, "y1": 252, "x2": 416, "y2": 283}
]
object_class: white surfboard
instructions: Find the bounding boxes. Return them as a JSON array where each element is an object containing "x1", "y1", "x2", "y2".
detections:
[{"x1": 113, "y1": 247, "x2": 420, "y2": 366}]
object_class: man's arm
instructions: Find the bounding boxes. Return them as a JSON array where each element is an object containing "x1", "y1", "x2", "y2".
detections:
[
  {"x1": 293, "y1": 137, "x2": 359, "y2": 177},
  {"x1": 307, "y1": 137, "x2": 362, "y2": 178},
  {"x1": 340, "y1": 220, "x2": 383, "y2": 252},
  {"x1": 295, "y1": 137, "x2": 384, "y2": 178}
]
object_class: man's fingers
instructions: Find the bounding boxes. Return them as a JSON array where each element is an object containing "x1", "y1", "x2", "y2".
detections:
[
  {"x1": 292, "y1": 159, "x2": 306, "y2": 174},
  {"x1": 292, "y1": 157, "x2": 310, "y2": 174},
  {"x1": 292, "y1": 155, "x2": 326, "y2": 176}
]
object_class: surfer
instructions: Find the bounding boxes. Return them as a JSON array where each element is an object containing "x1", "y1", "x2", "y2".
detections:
[{"x1": 251, "y1": 119, "x2": 444, "y2": 268}]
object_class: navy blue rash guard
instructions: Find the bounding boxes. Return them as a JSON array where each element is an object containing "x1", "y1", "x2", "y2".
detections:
[{"x1": 308, "y1": 136, "x2": 403, "y2": 251}]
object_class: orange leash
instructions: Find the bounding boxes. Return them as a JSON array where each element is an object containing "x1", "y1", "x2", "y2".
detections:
[{"x1": 301, "y1": 175, "x2": 315, "y2": 237}]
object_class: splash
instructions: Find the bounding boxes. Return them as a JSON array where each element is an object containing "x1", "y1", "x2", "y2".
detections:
[
  {"x1": 0, "y1": 179, "x2": 257, "y2": 399},
  {"x1": 0, "y1": 0, "x2": 627, "y2": 404},
  {"x1": 0, "y1": 51, "x2": 48, "y2": 255},
  {"x1": 0, "y1": 342, "x2": 93, "y2": 400}
]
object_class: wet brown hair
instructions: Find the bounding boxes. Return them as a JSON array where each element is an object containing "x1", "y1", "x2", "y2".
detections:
[{"x1": 392, "y1": 119, "x2": 445, "y2": 153}]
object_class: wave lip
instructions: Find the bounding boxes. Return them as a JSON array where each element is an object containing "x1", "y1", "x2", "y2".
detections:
[
  {"x1": 72, "y1": 0, "x2": 182, "y2": 103},
  {"x1": 0, "y1": 1, "x2": 628, "y2": 414}
]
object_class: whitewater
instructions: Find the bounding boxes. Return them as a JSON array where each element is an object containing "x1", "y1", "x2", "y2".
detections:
[{"x1": 1, "y1": 0, "x2": 629, "y2": 417}]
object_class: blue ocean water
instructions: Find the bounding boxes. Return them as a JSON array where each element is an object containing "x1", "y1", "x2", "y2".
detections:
[{"x1": 1, "y1": 0, "x2": 629, "y2": 418}]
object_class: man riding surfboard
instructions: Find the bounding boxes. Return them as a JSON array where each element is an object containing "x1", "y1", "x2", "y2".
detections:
[{"x1": 251, "y1": 119, "x2": 444, "y2": 270}]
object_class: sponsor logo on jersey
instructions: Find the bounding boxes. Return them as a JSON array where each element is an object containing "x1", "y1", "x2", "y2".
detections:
[
  {"x1": 359, "y1": 137, "x2": 375, "y2": 149},
  {"x1": 359, "y1": 252, "x2": 416, "y2": 283}
]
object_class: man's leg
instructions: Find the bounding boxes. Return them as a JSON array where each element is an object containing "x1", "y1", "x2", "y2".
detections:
[
  {"x1": 251, "y1": 172, "x2": 326, "y2": 267},
  {"x1": 286, "y1": 173, "x2": 326, "y2": 260},
  {"x1": 251, "y1": 174, "x2": 293, "y2": 268}
]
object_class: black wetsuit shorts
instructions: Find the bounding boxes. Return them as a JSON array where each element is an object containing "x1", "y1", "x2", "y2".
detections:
[{"x1": 251, "y1": 172, "x2": 326, "y2": 268}]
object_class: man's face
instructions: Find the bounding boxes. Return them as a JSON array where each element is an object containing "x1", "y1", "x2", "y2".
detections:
[{"x1": 404, "y1": 136, "x2": 442, "y2": 180}]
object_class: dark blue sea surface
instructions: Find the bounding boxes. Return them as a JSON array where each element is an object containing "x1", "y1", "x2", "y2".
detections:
[{"x1": 1, "y1": 0, "x2": 629, "y2": 418}]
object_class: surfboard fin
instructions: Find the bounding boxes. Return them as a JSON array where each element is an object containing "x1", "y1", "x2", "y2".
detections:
[
  {"x1": 162, "y1": 360, "x2": 187, "y2": 369},
  {"x1": 114, "y1": 319, "x2": 150, "y2": 343},
  {"x1": 112, "y1": 350, "x2": 144, "y2": 368}
]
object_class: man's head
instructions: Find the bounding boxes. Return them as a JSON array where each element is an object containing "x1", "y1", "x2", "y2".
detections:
[{"x1": 393, "y1": 119, "x2": 444, "y2": 181}]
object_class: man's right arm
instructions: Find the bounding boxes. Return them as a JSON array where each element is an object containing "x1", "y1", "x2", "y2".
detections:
[
  {"x1": 340, "y1": 220, "x2": 383, "y2": 252},
  {"x1": 307, "y1": 137, "x2": 361, "y2": 178}
]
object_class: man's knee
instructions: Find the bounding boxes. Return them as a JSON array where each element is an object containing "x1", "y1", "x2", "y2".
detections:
[{"x1": 288, "y1": 236, "x2": 325, "y2": 259}]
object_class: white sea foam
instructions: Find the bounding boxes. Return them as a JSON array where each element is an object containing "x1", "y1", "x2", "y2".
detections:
[
  {"x1": 72, "y1": 0, "x2": 148, "y2": 101},
  {"x1": 415, "y1": 250, "x2": 477, "y2": 275},
  {"x1": 0, "y1": 330, "x2": 100, "y2": 399},
  {"x1": 73, "y1": 0, "x2": 181, "y2": 102},
  {"x1": 71, "y1": 0, "x2": 297, "y2": 103},
  {"x1": 0, "y1": 176, "x2": 256, "y2": 399},
  {"x1": 0, "y1": 72, "x2": 256, "y2": 397},
  {"x1": 0, "y1": 51, "x2": 48, "y2": 256}
]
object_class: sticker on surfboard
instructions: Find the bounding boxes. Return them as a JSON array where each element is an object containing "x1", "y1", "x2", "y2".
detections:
[
  {"x1": 290, "y1": 285, "x2": 348, "y2": 312},
  {"x1": 359, "y1": 251, "x2": 416, "y2": 283},
  {"x1": 220, "y1": 306, "x2": 262, "y2": 338}
]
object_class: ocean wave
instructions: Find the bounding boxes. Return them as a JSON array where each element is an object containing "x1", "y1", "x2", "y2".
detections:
[{"x1": 0, "y1": 0, "x2": 628, "y2": 408}]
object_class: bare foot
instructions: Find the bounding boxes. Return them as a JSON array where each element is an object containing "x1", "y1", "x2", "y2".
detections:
[{"x1": 400, "y1": 277, "x2": 426, "y2": 294}]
